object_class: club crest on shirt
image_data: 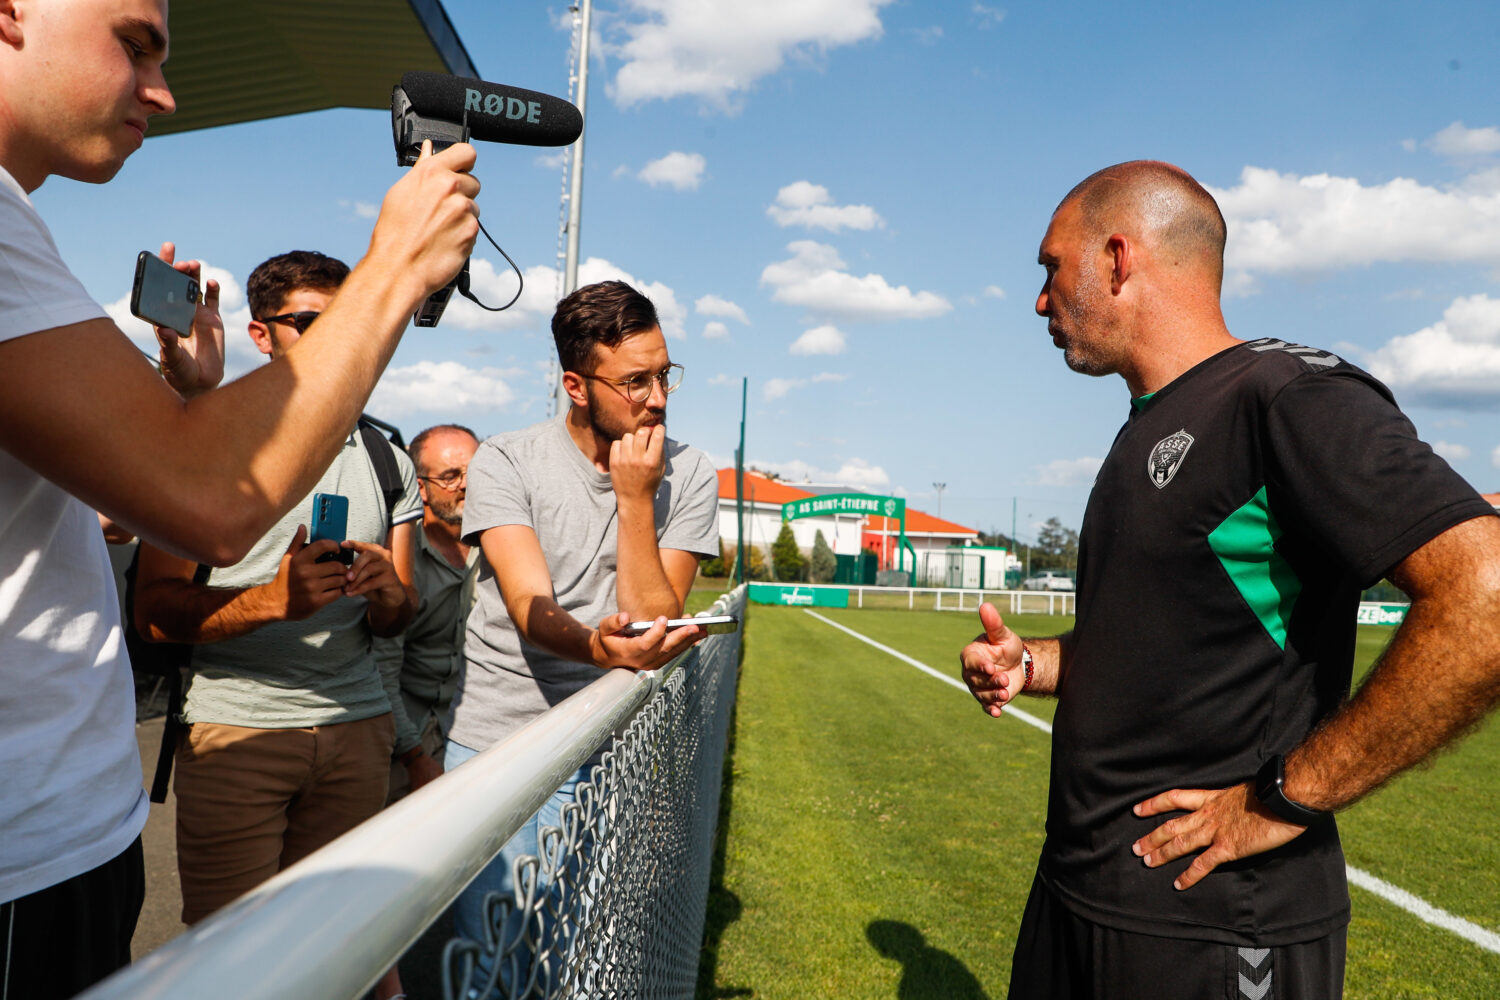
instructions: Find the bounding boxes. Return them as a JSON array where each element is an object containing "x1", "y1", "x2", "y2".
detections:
[{"x1": 1147, "y1": 429, "x2": 1194, "y2": 489}]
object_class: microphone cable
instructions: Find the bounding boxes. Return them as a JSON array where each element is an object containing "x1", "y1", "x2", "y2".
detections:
[{"x1": 455, "y1": 217, "x2": 523, "y2": 313}]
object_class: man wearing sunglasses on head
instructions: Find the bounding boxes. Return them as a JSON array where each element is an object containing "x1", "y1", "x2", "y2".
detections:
[
  {"x1": 444, "y1": 279, "x2": 719, "y2": 982},
  {"x1": 132, "y1": 252, "x2": 422, "y2": 976}
]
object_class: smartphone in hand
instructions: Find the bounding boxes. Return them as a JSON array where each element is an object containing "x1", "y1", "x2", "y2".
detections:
[
  {"x1": 616, "y1": 614, "x2": 738, "y2": 638},
  {"x1": 130, "y1": 251, "x2": 200, "y2": 336},
  {"x1": 308, "y1": 493, "x2": 353, "y2": 565}
]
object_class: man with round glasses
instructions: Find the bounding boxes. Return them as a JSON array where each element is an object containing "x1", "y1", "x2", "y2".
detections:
[{"x1": 445, "y1": 279, "x2": 720, "y2": 982}]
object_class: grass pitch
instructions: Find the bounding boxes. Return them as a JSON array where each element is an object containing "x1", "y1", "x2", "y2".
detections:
[{"x1": 696, "y1": 602, "x2": 1500, "y2": 999}]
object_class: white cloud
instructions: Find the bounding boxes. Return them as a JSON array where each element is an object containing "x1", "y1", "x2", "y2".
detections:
[
  {"x1": 747, "y1": 455, "x2": 889, "y2": 486},
  {"x1": 1492, "y1": 443, "x2": 1500, "y2": 469},
  {"x1": 440, "y1": 257, "x2": 556, "y2": 332},
  {"x1": 767, "y1": 181, "x2": 884, "y2": 232},
  {"x1": 764, "y1": 377, "x2": 800, "y2": 400},
  {"x1": 972, "y1": 3, "x2": 1006, "y2": 28},
  {"x1": 103, "y1": 263, "x2": 262, "y2": 381},
  {"x1": 708, "y1": 373, "x2": 733, "y2": 385},
  {"x1": 695, "y1": 293, "x2": 749, "y2": 323},
  {"x1": 338, "y1": 199, "x2": 378, "y2": 220},
  {"x1": 370, "y1": 361, "x2": 521, "y2": 417},
  {"x1": 605, "y1": 0, "x2": 893, "y2": 110},
  {"x1": 703, "y1": 321, "x2": 730, "y2": 340},
  {"x1": 1427, "y1": 122, "x2": 1500, "y2": 159},
  {"x1": 826, "y1": 457, "x2": 888, "y2": 485},
  {"x1": 763, "y1": 371, "x2": 846, "y2": 400},
  {"x1": 761, "y1": 240, "x2": 951, "y2": 321},
  {"x1": 1207, "y1": 166, "x2": 1500, "y2": 292},
  {"x1": 439, "y1": 255, "x2": 688, "y2": 339},
  {"x1": 535, "y1": 151, "x2": 569, "y2": 170},
  {"x1": 908, "y1": 25, "x2": 943, "y2": 45},
  {"x1": 982, "y1": 284, "x2": 1006, "y2": 299},
  {"x1": 790, "y1": 324, "x2": 846, "y2": 355},
  {"x1": 638, "y1": 151, "x2": 707, "y2": 190},
  {"x1": 1365, "y1": 294, "x2": 1500, "y2": 409},
  {"x1": 1432, "y1": 441, "x2": 1472, "y2": 462},
  {"x1": 1032, "y1": 456, "x2": 1102, "y2": 487}
]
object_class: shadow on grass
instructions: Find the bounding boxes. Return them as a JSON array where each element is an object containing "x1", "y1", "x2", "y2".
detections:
[
  {"x1": 696, "y1": 602, "x2": 752, "y2": 1000},
  {"x1": 867, "y1": 920, "x2": 991, "y2": 1000}
]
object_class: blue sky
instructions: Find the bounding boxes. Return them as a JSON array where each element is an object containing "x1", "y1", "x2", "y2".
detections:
[{"x1": 32, "y1": 0, "x2": 1500, "y2": 542}]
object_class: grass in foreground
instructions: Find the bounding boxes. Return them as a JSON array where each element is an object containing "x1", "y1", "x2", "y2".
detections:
[{"x1": 699, "y1": 603, "x2": 1500, "y2": 999}]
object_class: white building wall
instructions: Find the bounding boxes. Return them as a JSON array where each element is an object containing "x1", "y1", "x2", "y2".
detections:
[{"x1": 715, "y1": 502, "x2": 862, "y2": 555}]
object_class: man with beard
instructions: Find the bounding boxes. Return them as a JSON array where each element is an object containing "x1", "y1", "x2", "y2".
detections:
[
  {"x1": 376, "y1": 423, "x2": 482, "y2": 801},
  {"x1": 960, "y1": 161, "x2": 1500, "y2": 998},
  {"x1": 445, "y1": 280, "x2": 719, "y2": 975}
]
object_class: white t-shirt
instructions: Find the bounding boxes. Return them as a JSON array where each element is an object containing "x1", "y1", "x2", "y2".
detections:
[{"x1": 0, "y1": 165, "x2": 149, "y2": 902}]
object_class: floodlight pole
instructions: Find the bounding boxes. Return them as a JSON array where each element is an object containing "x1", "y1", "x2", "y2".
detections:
[
  {"x1": 735, "y1": 377, "x2": 747, "y2": 584},
  {"x1": 555, "y1": 0, "x2": 593, "y2": 415},
  {"x1": 932, "y1": 482, "x2": 946, "y2": 520}
]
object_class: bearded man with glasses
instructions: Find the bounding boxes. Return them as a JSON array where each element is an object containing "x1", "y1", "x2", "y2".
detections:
[{"x1": 444, "y1": 280, "x2": 719, "y2": 985}]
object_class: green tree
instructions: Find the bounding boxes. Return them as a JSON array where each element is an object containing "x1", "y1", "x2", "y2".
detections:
[
  {"x1": 771, "y1": 522, "x2": 805, "y2": 581},
  {"x1": 700, "y1": 541, "x2": 728, "y2": 578},
  {"x1": 810, "y1": 530, "x2": 837, "y2": 583},
  {"x1": 1033, "y1": 516, "x2": 1079, "y2": 572},
  {"x1": 745, "y1": 544, "x2": 769, "y2": 581}
]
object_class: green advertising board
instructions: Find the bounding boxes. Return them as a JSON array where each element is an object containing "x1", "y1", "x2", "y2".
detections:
[
  {"x1": 748, "y1": 583, "x2": 849, "y2": 608},
  {"x1": 1356, "y1": 602, "x2": 1408, "y2": 626},
  {"x1": 780, "y1": 492, "x2": 915, "y2": 575},
  {"x1": 782, "y1": 492, "x2": 905, "y2": 521}
]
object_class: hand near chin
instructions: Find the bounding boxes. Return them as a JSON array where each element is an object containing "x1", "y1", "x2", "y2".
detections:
[{"x1": 609, "y1": 424, "x2": 665, "y2": 504}]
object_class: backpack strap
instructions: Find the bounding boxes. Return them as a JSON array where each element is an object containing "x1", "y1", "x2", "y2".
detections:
[
  {"x1": 123, "y1": 546, "x2": 209, "y2": 803},
  {"x1": 358, "y1": 417, "x2": 405, "y2": 526}
]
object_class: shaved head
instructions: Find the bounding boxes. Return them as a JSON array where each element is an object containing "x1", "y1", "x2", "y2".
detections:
[{"x1": 1059, "y1": 161, "x2": 1227, "y2": 290}]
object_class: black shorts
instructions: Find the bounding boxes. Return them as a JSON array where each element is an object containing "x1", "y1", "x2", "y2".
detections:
[
  {"x1": 1008, "y1": 871, "x2": 1347, "y2": 1000},
  {"x1": 0, "y1": 836, "x2": 145, "y2": 1000}
]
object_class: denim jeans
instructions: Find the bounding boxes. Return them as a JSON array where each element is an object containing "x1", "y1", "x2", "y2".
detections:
[{"x1": 446, "y1": 738, "x2": 591, "y2": 999}]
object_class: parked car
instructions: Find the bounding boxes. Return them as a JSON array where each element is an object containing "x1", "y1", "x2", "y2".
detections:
[{"x1": 1021, "y1": 570, "x2": 1075, "y2": 591}]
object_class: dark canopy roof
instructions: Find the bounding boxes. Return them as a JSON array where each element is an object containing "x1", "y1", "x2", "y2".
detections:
[{"x1": 153, "y1": 0, "x2": 477, "y2": 137}]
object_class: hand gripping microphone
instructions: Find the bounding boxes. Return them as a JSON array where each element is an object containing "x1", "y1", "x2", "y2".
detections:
[{"x1": 391, "y1": 72, "x2": 583, "y2": 326}]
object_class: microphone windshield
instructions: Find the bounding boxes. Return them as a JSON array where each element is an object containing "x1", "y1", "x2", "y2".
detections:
[{"x1": 399, "y1": 72, "x2": 582, "y2": 147}]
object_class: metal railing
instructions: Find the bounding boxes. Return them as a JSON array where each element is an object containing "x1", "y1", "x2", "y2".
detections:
[{"x1": 82, "y1": 586, "x2": 746, "y2": 1000}]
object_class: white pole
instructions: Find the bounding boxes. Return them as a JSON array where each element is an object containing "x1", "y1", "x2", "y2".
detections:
[{"x1": 556, "y1": 0, "x2": 593, "y2": 414}]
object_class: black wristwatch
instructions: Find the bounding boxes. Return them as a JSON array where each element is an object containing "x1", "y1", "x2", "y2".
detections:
[{"x1": 1254, "y1": 754, "x2": 1328, "y2": 826}]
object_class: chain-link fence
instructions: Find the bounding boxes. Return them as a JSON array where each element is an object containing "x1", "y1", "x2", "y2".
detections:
[{"x1": 443, "y1": 588, "x2": 745, "y2": 1000}]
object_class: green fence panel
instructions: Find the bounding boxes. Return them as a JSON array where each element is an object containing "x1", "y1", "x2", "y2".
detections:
[{"x1": 748, "y1": 583, "x2": 850, "y2": 608}]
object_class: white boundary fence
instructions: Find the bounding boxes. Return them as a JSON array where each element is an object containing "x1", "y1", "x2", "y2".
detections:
[
  {"x1": 751, "y1": 581, "x2": 1078, "y2": 616},
  {"x1": 82, "y1": 586, "x2": 746, "y2": 1000}
]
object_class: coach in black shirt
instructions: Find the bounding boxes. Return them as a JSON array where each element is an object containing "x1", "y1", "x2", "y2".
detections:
[{"x1": 961, "y1": 160, "x2": 1500, "y2": 998}]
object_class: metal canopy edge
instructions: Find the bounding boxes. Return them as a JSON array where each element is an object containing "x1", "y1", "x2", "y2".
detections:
[{"x1": 151, "y1": 0, "x2": 479, "y2": 138}]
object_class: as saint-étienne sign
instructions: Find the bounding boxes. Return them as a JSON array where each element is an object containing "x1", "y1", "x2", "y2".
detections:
[{"x1": 783, "y1": 493, "x2": 905, "y2": 522}]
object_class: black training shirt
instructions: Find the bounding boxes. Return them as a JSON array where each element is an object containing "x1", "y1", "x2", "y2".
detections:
[{"x1": 1039, "y1": 338, "x2": 1494, "y2": 945}]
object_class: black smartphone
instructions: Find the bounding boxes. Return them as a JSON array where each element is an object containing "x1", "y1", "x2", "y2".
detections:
[
  {"x1": 308, "y1": 493, "x2": 353, "y2": 565},
  {"x1": 129, "y1": 251, "x2": 200, "y2": 336},
  {"x1": 617, "y1": 614, "x2": 739, "y2": 638}
]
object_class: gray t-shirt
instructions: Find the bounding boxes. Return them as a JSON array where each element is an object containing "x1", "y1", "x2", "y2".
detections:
[
  {"x1": 184, "y1": 430, "x2": 422, "y2": 728},
  {"x1": 448, "y1": 415, "x2": 719, "y2": 752}
]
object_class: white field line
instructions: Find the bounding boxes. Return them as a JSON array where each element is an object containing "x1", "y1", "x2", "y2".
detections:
[
  {"x1": 801, "y1": 611, "x2": 1052, "y2": 736},
  {"x1": 800, "y1": 608, "x2": 1500, "y2": 956}
]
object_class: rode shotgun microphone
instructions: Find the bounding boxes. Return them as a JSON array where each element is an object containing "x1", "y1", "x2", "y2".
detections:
[{"x1": 391, "y1": 72, "x2": 583, "y2": 326}]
